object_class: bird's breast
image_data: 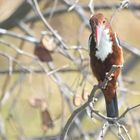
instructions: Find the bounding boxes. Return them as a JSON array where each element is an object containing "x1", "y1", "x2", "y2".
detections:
[{"x1": 95, "y1": 29, "x2": 113, "y2": 62}]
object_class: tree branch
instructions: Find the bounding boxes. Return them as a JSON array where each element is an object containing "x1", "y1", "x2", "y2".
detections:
[{"x1": 60, "y1": 65, "x2": 122, "y2": 140}]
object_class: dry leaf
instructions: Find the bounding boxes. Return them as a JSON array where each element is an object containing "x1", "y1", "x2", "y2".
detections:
[
  {"x1": 29, "y1": 97, "x2": 42, "y2": 108},
  {"x1": 82, "y1": 91, "x2": 90, "y2": 101},
  {"x1": 29, "y1": 96, "x2": 54, "y2": 131},
  {"x1": 41, "y1": 108, "x2": 54, "y2": 131},
  {"x1": 29, "y1": 97, "x2": 48, "y2": 109},
  {"x1": 73, "y1": 94, "x2": 82, "y2": 107},
  {"x1": 41, "y1": 35, "x2": 56, "y2": 52},
  {"x1": 34, "y1": 45, "x2": 53, "y2": 62}
]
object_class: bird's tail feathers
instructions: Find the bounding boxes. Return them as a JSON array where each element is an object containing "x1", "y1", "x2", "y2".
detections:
[{"x1": 106, "y1": 93, "x2": 118, "y2": 119}]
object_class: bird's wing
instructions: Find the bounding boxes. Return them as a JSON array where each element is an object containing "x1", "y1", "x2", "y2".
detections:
[
  {"x1": 114, "y1": 32, "x2": 122, "y2": 49},
  {"x1": 114, "y1": 32, "x2": 124, "y2": 64},
  {"x1": 88, "y1": 34, "x2": 92, "y2": 48}
]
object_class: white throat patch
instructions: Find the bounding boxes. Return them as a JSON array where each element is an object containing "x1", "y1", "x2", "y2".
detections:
[{"x1": 95, "y1": 28, "x2": 113, "y2": 61}]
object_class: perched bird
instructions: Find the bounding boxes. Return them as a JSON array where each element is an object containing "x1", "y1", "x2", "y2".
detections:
[{"x1": 88, "y1": 13, "x2": 123, "y2": 118}]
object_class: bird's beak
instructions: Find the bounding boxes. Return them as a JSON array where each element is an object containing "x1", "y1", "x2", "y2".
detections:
[{"x1": 95, "y1": 25, "x2": 104, "y2": 46}]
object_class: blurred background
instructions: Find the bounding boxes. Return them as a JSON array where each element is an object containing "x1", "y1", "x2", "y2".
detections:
[{"x1": 0, "y1": 0, "x2": 140, "y2": 140}]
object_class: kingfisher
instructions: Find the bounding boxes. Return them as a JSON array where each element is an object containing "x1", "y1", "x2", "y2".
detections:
[{"x1": 88, "y1": 13, "x2": 123, "y2": 118}]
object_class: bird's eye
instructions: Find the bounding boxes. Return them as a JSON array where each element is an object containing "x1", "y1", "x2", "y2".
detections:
[{"x1": 103, "y1": 20, "x2": 106, "y2": 24}]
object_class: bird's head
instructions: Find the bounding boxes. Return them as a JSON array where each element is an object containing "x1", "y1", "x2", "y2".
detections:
[{"x1": 89, "y1": 13, "x2": 112, "y2": 46}]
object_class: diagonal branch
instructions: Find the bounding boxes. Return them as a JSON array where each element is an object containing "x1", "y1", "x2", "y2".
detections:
[
  {"x1": 32, "y1": 0, "x2": 69, "y2": 49},
  {"x1": 60, "y1": 65, "x2": 122, "y2": 140},
  {"x1": 118, "y1": 104, "x2": 140, "y2": 121}
]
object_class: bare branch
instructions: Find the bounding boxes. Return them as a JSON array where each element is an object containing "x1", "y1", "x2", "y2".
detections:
[
  {"x1": 32, "y1": 0, "x2": 69, "y2": 49},
  {"x1": 110, "y1": 0, "x2": 130, "y2": 24},
  {"x1": 118, "y1": 104, "x2": 140, "y2": 121},
  {"x1": 88, "y1": 0, "x2": 94, "y2": 14},
  {"x1": 0, "y1": 28, "x2": 39, "y2": 44},
  {"x1": 60, "y1": 65, "x2": 122, "y2": 140}
]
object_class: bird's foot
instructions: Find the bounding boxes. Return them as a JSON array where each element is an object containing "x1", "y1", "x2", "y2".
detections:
[
  {"x1": 86, "y1": 97, "x2": 98, "y2": 119},
  {"x1": 112, "y1": 64, "x2": 123, "y2": 68},
  {"x1": 98, "y1": 81, "x2": 105, "y2": 89},
  {"x1": 105, "y1": 72, "x2": 114, "y2": 81}
]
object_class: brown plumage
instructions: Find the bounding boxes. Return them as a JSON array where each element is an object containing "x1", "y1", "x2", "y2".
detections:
[{"x1": 89, "y1": 13, "x2": 123, "y2": 118}]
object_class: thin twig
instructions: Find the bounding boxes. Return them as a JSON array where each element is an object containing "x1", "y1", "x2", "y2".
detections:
[
  {"x1": 32, "y1": 0, "x2": 69, "y2": 49},
  {"x1": 118, "y1": 104, "x2": 140, "y2": 121},
  {"x1": 0, "y1": 28, "x2": 39, "y2": 44},
  {"x1": 88, "y1": 0, "x2": 94, "y2": 14},
  {"x1": 110, "y1": 0, "x2": 130, "y2": 24}
]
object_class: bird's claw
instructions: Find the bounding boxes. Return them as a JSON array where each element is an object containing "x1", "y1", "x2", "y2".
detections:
[
  {"x1": 112, "y1": 64, "x2": 123, "y2": 68},
  {"x1": 88, "y1": 98, "x2": 98, "y2": 118},
  {"x1": 91, "y1": 97, "x2": 98, "y2": 105},
  {"x1": 98, "y1": 82, "x2": 105, "y2": 89},
  {"x1": 106, "y1": 72, "x2": 114, "y2": 81}
]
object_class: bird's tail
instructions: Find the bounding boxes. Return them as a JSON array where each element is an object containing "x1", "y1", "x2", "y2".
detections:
[{"x1": 105, "y1": 93, "x2": 118, "y2": 118}]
